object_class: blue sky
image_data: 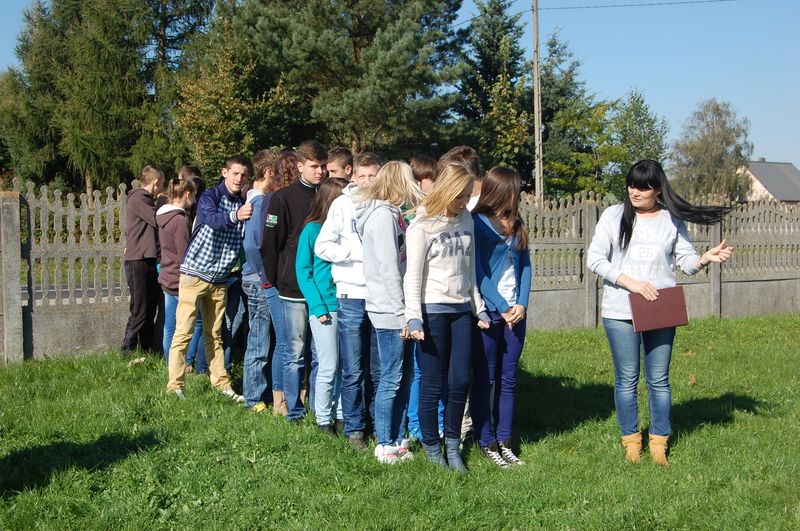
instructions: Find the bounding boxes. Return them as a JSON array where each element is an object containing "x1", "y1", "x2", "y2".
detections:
[{"x1": 2, "y1": 0, "x2": 798, "y2": 167}]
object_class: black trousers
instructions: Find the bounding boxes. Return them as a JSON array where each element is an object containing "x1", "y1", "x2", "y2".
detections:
[{"x1": 121, "y1": 258, "x2": 160, "y2": 352}]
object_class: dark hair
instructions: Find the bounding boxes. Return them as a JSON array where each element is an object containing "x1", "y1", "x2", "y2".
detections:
[
  {"x1": 473, "y1": 167, "x2": 529, "y2": 251},
  {"x1": 619, "y1": 159, "x2": 732, "y2": 251},
  {"x1": 167, "y1": 176, "x2": 196, "y2": 201},
  {"x1": 410, "y1": 155, "x2": 437, "y2": 183},
  {"x1": 327, "y1": 146, "x2": 353, "y2": 169},
  {"x1": 354, "y1": 151, "x2": 382, "y2": 170},
  {"x1": 305, "y1": 178, "x2": 349, "y2": 225},
  {"x1": 438, "y1": 145, "x2": 481, "y2": 179},
  {"x1": 225, "y1": 154, "x2": 251, "y2": 170},
  {"x1": 273, "y1": 151, "x2": 299, "y2": 189},
  {"x1": 178, "y1": 164, "x2": 201, "y2": 181},
  {"x1": 296, "y1": 140, "x2": 327, "y2": 163},
  {"x1": 140, "y1": 165, "x2": 164, "y2": 186}
]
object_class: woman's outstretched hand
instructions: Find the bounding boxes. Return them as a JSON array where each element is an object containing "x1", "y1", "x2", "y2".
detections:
[{"x1": 701, "y1": 239, "x2": 734, "y2": 265}]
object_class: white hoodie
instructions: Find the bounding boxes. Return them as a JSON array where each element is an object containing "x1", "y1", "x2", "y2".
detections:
[{"x1": 314, "y1": 183, "x2": 366, "y2": 299}]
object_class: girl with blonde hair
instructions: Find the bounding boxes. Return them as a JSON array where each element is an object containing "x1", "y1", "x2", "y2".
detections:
[
  {"x1": 404, "y1": 163, "x2": 491, "y2": 473},
  {"x1": 355, "y1": 161, "x2": 424, "y2": 464}
]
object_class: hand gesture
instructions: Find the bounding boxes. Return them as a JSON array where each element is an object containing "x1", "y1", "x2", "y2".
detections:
[
  {"x1": 477, "y1": 319, "x2": 490, "y2": 330},
  {"x1": 631, "y1": 279, "x2": 659, "y2": 301},
  {"x1": 237, "y1": 202, "x2": 253, "y2": 221},
  {"x1": 410, "y1": 329, "x2": 425, "y2": 341},
  {"x1": 702, "y1": 239, "x2": 734, "y2": 264}
]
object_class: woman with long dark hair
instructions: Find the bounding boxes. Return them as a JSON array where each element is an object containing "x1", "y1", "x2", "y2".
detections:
[{"x1": 587, "y1": 159, "x2": 734, "y2": 465}]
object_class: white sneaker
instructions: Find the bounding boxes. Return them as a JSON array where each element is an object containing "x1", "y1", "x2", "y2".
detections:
[
  {"x1": 221, "y1": 388, "x2": 245, "y2": 403},
  {"x1": 397, "y1": 438, "x2": 414, "y2": 462},
  {"x1": 374, "y1": 444, "x2": 400, "y2": 465},
  {"x1": 171, "y1": 389, "x2": 186, "y2": 400}
]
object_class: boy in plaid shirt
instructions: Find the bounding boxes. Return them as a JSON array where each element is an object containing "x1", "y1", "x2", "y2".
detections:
[{"x1": 166, "y1": 155, "x2": 253, "y2": 400}]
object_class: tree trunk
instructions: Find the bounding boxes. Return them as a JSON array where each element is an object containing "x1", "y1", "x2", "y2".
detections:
[
  {"x1": 350, "y1": 132, "x2": 361, "y2": 154},
  {"x1": 84, "y1": 170, "x2": 94, "y2": 207}
]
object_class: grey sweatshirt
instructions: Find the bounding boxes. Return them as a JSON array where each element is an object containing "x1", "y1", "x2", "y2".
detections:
[
  {"x1": 403, "y1": 207, "x2": 487, "y2": 332},
  {"x1": 355, "y1": 199, "x2": 408, "y2": 330},
  {"x1": 586, "y1": 204, "x2": 701, "y2": 320}
]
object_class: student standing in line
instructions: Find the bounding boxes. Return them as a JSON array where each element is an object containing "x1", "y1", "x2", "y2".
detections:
[
  {"x1": 157, "y1": 177, "x2": 196, "y2": 362},
  {"x1": 356, "y1": 161, "x2": 425, "y2": 464},
  {"x1": 166, "y1": 155, "x2": 252, "y2": 401},
  {"x1": 122, "y1": 165, "x2": 164, "y2": 356},
  {"x1": 587, "y1": 159, "x2": 733, "y2": 465},
  {"x1": 471, "y1": 167, "x2": 531, "y2": 468},
  {"x1": 326, "y1": 147, "x2": 353, "y2": 181},
  {"x1": 404, "y1": 163, "x2": 491, "y2": 474},
  {"x1": 314, "y1": 152, "x2": 382, "y2": 448},
  {"x1": 296, "y1": 177, "x2": 349, "y2": 433},
  {"x1": 242, "y1": 149, "x2": 284, "y2": 413},
  {"x1": 262, "y1": 140, "x2": 328, "y2": 422}
]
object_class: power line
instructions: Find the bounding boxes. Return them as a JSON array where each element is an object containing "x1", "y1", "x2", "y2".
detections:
[{"x1": 453, "y1": 0, "x2": 738, "y2": 27}]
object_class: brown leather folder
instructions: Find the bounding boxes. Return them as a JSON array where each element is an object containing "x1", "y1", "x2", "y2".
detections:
[{"x1": 629, "y1": 286, "x2": 689, "y2": 333}]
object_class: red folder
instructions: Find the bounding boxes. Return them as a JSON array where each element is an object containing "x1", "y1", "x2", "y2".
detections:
[{"x1": 629, "y1": 286, "x2": 689, "y2": 333}]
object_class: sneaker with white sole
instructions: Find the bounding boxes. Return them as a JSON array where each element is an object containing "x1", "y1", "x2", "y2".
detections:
[
  {"x1": 374, "y1": 444, "x2": 400, "y2": 465},
  {"x1": 482, "y1": 443, "x2": 510, "y2": 469},
  {"x1": 397, "y1": 438, "x2": 414, "y2": 462},
  {"x1": 498, "y1": 441, "x2": 524, "y2": 466},
  {"x1": 221, "y1": 388, "x2": 245, "y2": 403}
]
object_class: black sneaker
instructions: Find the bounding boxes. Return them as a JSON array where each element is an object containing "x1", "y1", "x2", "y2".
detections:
[
  {"x1": 335, "y1": 419, "x2": 345, "y2": 435},
  {"x1": 498, "y1": 441, "x2": 525, "y2": 466},
  {"x1": 347, "y1": 432, "x2": 367, "y2": 451},
  {"x1": 318, "y1": 423, "x2": 337, "y2": 437},
  {"x1": 482, "y1": 443, "x2": 510, "y2": 469}
]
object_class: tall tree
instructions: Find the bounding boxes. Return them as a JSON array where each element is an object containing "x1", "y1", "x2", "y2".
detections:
[
  {"x1": 244, "y1": 0, "x2": 462, "y2": 153},
  {"x1": 670, "y1": 98, "x2": 753, "y2": 201},
  {"x1": 55, "y1": 0, "x2": 150, "y2": 198},
  {"x1": 605, "y1": 90, "x2": 669, "y2": 200},
  {"x1": 458, "y1": 0, "x2": 530, "y2": 170},
  {"x1": 176, "y1": 7, "x2": 301, "y2": 179}
]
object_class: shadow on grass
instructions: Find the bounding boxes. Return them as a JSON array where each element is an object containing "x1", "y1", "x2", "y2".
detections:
[
  {"x1": 0, "y1": 431, "x2": 161, "y2": 497},
  {"x1": 670, "y1": 392, "x2": 760, "y2": 444},
  {"x1": 513, "y1": 369, "x2": 615, "y2": 443}
]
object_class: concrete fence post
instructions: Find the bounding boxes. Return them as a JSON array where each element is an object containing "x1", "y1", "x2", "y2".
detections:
[
  {"x1": 583, "y1": 197, "x2": 599, "y2": 328},
  {"x1": 710, "y1": 219, "x2": 723, "y2": 318},
  {"x1": 0, "y1": 191, "x2": 23, "y2": 365}
]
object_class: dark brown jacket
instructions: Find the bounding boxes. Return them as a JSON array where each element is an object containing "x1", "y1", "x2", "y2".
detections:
[
  {"x1": 156, "y1": 205, "x2": 190, "y2": 295},
  {"x1": 124, "y1": 188, "x2": 159, "y2": 261}
]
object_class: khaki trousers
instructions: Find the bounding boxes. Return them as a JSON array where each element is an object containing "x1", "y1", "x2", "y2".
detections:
[{"x1": 167, "y1": 274, "x2": 230, "y2": 392}]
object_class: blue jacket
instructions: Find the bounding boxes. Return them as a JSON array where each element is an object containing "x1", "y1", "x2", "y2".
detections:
[
  {"x1": 473, "y1": 213, "x2": 532, "y2": 313},
  {"x1": 242, "y1": 190, "x2": 273, "y2": 285},
  {"x1": 180, "y1": 181, "x2": 245, "y2": 284}
]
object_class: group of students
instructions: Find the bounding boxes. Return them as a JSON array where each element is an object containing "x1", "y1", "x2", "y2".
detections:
[
  {"x1": 122, "y1": 143, "x2": 531, "y2": 472},
  {"x1": 122, "y1": 140, "x2": 734, "y2": 472}
]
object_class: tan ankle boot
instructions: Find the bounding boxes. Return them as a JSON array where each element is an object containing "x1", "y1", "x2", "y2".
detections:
[
  {"x1": 621, "y1": 432, "x2": 642, "y2": 463},
  {"x1": 649, "y1": 434, "x2": 669, "y2": 466},
  {"x1": 272, "y1": 390, "x2": 288, "y2": 417}
]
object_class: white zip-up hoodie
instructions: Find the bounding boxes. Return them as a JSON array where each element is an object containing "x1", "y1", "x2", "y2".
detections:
[{"x1": 314, "y1": 183, "x2": 366, "y2": 299}]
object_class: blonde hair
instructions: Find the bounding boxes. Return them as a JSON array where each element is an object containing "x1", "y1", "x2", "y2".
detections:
[
  {"x1": 416, "y1": 163, "x2": 474, "y2": 218},
  {"x1": 357, "y1": 160, "x2": 424, "y2": 208}
]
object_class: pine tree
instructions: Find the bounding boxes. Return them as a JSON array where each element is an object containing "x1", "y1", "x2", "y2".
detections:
[{"x1": 244, "y1": 0, "x2": 462, "y2": 153}]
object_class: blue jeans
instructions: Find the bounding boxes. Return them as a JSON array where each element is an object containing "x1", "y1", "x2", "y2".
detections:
[
  {"x1": 186, "y1": 309, "x2": 208, "y2": 373},
  {"x1": 242, "y1": 281, "x2": 272, "y2": 408},
  {"x1": 603, "y1": 318, "x2": 675, "y2": 437},
  {"x1": 417, "y1": 311, "x2": 473, "y2": 446},
  {"x1": 282, "y1": 299, "x2": 312, "y2": 420},
  {"x1": 223, "y1": 276, "x2": 247, "y2": 373},
  {"x1": 373, "y1": 328, "x2": 413, "y2": 446},
  {"x1": 310, "y1": 313, "x2": 342, "y2": 425},
  {"x1": 265, "y1": 288, "x2": 285, "y2": 392},
  {"x1": 162, "y1": 292, "x2": 178, "y2": 363},
  {"x1": 337, "y1": 297, "x2": 371, "y2": 436},
  {"x1": 407, "y1": 342, "x2": 445, "y2": 440}
]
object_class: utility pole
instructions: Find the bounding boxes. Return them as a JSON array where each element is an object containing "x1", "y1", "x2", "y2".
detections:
[{"x1": 532, "y1": 0, "x2": 544, "y2": 204}]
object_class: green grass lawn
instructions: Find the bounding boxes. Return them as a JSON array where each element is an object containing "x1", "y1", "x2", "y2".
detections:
[{"x1": 1, "y1": 315, "x2": 798, "y2": 529}]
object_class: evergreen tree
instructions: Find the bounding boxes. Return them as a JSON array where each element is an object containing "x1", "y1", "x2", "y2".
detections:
[
  {"x1": 458, "y1": 0, "x2": 530, "y2": 170},
  {"x1": 670, "y1": 98, "x2": 752, "y2": 202},
  {"x1": 244, "y1": 0, "x2": 462, "y2": 153},
  {"x1": 55, "y1": 0, "x2": 150, "y2": 198}
]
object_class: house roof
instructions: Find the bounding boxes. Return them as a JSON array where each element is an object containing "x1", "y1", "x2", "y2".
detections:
[{"x1": 748, "y1": 161, "x2": 800, "y2": 201}]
